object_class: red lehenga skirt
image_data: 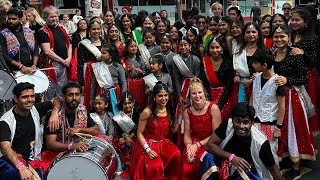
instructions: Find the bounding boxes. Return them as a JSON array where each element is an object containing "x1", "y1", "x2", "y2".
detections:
[
  {"x1": 127, "y1": 77, "x2": 147, "y2": 110},
  {"x1": 210, "y1": 85, "x2": 238, "y2": 121},
  {"x1": 181, "y1": 145, "x2": 206, "y2": 180},
  {"x1": 83, "y1": 61, "x2": 95, "y2": 110},
  {"x1": 112, "y1": 135, "x2": 136, "y2": 171},
  {"x1": 305, "y1": 68, "x2": 320, "y2": 135},
  {"x1": 130, "y1": 138, "x2": 181, "y2": 180},
  {"x1": 277, "y1": 86, "x2": 316, "y2": 162}
]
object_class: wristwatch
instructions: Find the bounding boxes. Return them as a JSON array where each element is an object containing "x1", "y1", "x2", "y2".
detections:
[{"x1": 276, "y1": 124, "x2": 283, "y2": 129}]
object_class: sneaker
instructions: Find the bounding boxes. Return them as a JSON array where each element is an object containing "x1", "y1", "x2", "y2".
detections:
[{"x1": 283, "y1": 168, "x2": 301, "y2": 180}]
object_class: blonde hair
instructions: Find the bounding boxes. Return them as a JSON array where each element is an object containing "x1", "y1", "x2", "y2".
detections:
[
  {"x1": 189, "y1": 77, "x2": 204, "y2": 90},
  {"x1": 42, "y1": 5, "x2": 59, "y2": 20},
  {"x1": 211, "y1": 2, "x2": 222, "y2": 9},
  {"x1": 26, "y1": 7, "x2": 45, "y2": 26},
  {"x1": 0, "y1": 0, "x2": 12, "y2": 10}
]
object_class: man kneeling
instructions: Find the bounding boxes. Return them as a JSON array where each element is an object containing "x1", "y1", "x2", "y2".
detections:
[{"x1": 199, "y1": 103, "x2": 282, "y2": 180}]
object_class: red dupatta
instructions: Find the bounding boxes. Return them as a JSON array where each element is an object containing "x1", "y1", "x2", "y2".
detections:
[{"x1": 203, "y1": 56, "x2": 222, "y2": 87}]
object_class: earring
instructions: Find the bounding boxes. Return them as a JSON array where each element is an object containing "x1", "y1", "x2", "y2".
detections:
[
  {"x1": 221, "y1": 51, "x2": 223, "y2": 55},
  {"x1": 288, "y1": 41, "x2": 292, "y2": 46}
]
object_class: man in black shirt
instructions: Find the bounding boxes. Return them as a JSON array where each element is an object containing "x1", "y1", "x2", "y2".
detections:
[
  {"x1": 199, "y1": 103, "x2": 282, "y2": 180},
  {"x1": 44, "y1": 82, "x2": 99, "y2": 156},
  {"x1": 0, "y1": 82, "x2": 61, "y2": 180},
  {"x1": 0, "y1": 8, "x2": 39, "y2": 74},
  {"x1": 37, "y1": 5, "x2": 72, "y2": 101}
]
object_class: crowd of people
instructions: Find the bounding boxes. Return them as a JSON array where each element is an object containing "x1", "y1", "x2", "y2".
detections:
[{"x1": 0, "y1": 0, "x2": 319, "y2": 179}]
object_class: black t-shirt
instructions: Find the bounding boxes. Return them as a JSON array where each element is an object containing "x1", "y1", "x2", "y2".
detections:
[
  {"x1": 261, "y1": 76, "x2": 286, "y2": 96},
  {"x1": 215, "y1": 120, "x2": 275, "y2": 167},
  {"x1": 0, "y1": 101, "x2": 52, "y2": 161},
  {"x1": 43, "y1": 108, "x2": 96, "y2": 150},
  {"x1": 37, "y1": 26, "x2": 68, "y2": 59}
]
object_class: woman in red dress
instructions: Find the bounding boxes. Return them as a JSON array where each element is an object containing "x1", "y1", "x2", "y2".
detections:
[
  {"x1": 130, "y1": 82, "x2": 181, "y2": 180},
  {"x1": 182, "y1": 78, "x2": 221, "y2": 180},
  {"x1": 107, "y1": 25, "x2": 125, "y2": 57}
]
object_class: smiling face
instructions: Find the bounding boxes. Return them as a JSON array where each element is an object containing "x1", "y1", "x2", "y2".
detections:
[
  {"x1": 121, "y1": 16, "x2": 131, "y2": 30},
  {"x1": 154, "y1": 90, "x2": 168, "y2": 108},
  {"x1": 157, "y1": 21, "x2": 167, "y2": 34},
  {"x1": 282, "y1": 4, "x2": 291, "y2": 15},
  {"x1": 78, "y1": 19, "x2": 87, "y2": 30},
  {"x1": 209, "y1": 41, "x2": 223, "y2": 58},
  {"x1": 15, "y1": 89, "x2": 35, "y2": 111},
  {"x1": 209, "y1": 19, "x2": 219, "y2": 33},
  {"x1": 127, "y1": 41, "x2": 138, "y2": 55},
  {"x1": 197, "y1": 17, "x2": 207, "y2": 31},
  {"x1": 144, "y1": 32, "x2": 155, "y2": 45},
  {"x1": 108, "y1": 26, "x2": 120, "y2": 41},
  {"x1": 273, "y1": 30, "x2": 289, "y2": 49},
  {"x1": 179, "y1": 39, "x2": 191, "y2": 56},
  {"x1": 219, "y1": 21, "x2": 229, "y2": 35},
  {"x1": 169, "y1": 27, "x2": 178, "y2": 40},
  {"x1": 231, "y1": 22, "x2": 242, "y2": 37},
  {"x1": 189, "y1": 86, "x2": 205, "y2": 105},
  {"x1": 143, "y1": 18, "x2": 155, "y2": 29},
  {"x1": 272, "y1": 15, "x2": 285, "y2": 29},
  {"x1": 161, "y1": 38, "x2": 171, "y2": 52},
  {"x1": 89, "y1": 23, "x2": 101, "y2": 39},
  {"x1": 291, "y1": 12, "x2": 306, "y2": 32},
  {"x1": 212, "y1": 6, "x2": 222, "y2": 17},
  {"x1": 187, "y1": 30, "x2": 196, "y2": 43},
  {"x1": 26, "y1": 12, "x2": 34, "y2": 22},
  {"x1": 232, "y1": 116, "x2": 253, "y2": 138},
  {"x1": 94, "y1": 96, "x2": 107, "y2": 114},
  {"x1": 104, "y1": 11, "x2": 114, "y2": 25}
]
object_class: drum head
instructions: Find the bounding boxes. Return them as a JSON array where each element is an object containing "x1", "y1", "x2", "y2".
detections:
[
  {"x1": 15, "y1": 70, "x2": 49, "y2": 93},
  {"x1": 47, "y1": 156, "x2": 108, "y2": 180},
  {"x1": 0, "y1": 70, "x2": 16, "y2": 100}
]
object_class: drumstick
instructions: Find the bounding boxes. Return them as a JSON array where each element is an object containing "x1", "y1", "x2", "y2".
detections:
[
  {"x1": 74, "y1": 132, "x2": 93, "y2": 138},
  {"x1": 32, "y1": 67, "x2": 58, "y2": 72}
]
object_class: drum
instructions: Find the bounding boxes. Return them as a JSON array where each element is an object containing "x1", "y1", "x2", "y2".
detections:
[
  {"x1": 15, "y1": 70, "x2": 49, "y2": 94},
  {"x1": 0, "y1": 69, "x2": 16, "y2": 100},
  {"x1": 47, "y1": 137, "x2": 118, "y2": 180}
]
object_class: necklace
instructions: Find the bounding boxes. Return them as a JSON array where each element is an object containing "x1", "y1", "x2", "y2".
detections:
[
  {"x1": 91, "y1": 38, "x2": 101, "y2": 43},
  {"x1": 193, "y1": 101, "x2": 206, "y2": 112},
  {"x1": 182, "y1": 54, "x2": 190, "y2": 61},
  {"x1": 162, "y1": 51, "x2": 172, "y2": 59},
  {"x1": 278, "y1": 48, "x2": 287, "y2": 53},
  {"x1": 246, "y1": 45, "x2": 257, "y2": 49},
  {"x1": 157, "y1": 108, "x2": 166, "y2": 114},
  {"x1": 211, "y1": 58, "x2": 223, "y2": 66}
]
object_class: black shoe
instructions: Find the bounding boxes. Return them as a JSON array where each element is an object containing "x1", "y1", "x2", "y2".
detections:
[{"x1": 283, "y1": 168, "x2": 301, "y2": 180}]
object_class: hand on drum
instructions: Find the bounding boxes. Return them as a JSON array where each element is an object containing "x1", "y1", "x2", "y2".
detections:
[
  {"x1": 20, "y1": 66, "x2": 34, "y2": 75},
  {"x1": 71, "y1": 141, "x2": 89, "y2": 152},
  {"x1": 18, "y1": 165, "x2": 34, "y2": 180},
  {"x1": 147, "y1": 149, "x2": 158, "y2": 159},
  {"x1": 66, "y1": 128, "x2": 81, "y2": 137}
]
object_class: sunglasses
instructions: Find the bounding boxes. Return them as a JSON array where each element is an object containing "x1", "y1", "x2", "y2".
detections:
[
  {"x1": 282, "y1": 8, "x2": 291, "y2": 10},
  {"x1": 197, "y1": 21, "x2": 206, "y2": 25}
]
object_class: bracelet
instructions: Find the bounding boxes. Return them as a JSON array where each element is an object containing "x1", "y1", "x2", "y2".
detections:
[
  {"x1": 18, "y1": 64, "x2": 24, "y2": 70},
  {"x1": 145, "y1": 147, "x2": 151, "y2": 153},
  {"x1": 141, "y1": 141, "x2": 147, "y2": 146},
  {"x1": 228, "y1": 154, "x2": 235, "y2": 162},
  {"x1": 143, "y1": 143, "x2": 150, "y2": 150},
  {"x1": 68, "y1": 143, "x2": 73, "y2": 151},
  {"x1": 195, "y1": 142, "x2": 202, "y2": 149},
  {"x1": 15, "y1": 162, "x2": 24, "y2": 169},
  {"x1": 276, "y1": 124, "x2": 283, "y2": 129},
  {"x1": 122, "y1": 133, "x2": 128, "y2": 139}
]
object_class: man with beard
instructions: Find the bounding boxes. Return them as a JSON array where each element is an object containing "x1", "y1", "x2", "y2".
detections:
[
  {"x1": 37, "y1": 5, "x2": 72, "y2": 101},
  {"x1": 42, "y1": 82, "x2": 99, "y2": 170},
  {"x1": 0, "y1": 8, "x2": 39, "y2": 74},
  {"x1": 199, "y1": 103, "x2": 282, "y2": 180},
  {"x1": 0, "y1": 82, "x2": 61, "y2": 179}
]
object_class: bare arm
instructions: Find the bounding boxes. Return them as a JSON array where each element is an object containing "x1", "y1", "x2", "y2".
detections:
[
  {"x1": 46, "y1": 134, "x2": 88, "y2": 152},
  {"x1": 227, "y1": 36, "x2": 234, "y2": 58},
  {"x1": 48, "y1": 97, "x2": 63, "y2": 132},
  {"x1": 137, "y1": 108, "x2": 151, "y2": 144},
  {"x1": 267, "y1": 164, "x2": 283, "y2": 180},
  {"x1": 40, "y1": 43, "x2": 65, "y2": 63},
  {"x1": 249, "y1": 93, "x2": 253, "y2": 106},
  {"x1": 277, "y1": 95, "x2": 285, "y2": 125},
  {"x1": 201, "y1": 104, "x2": 221, "y2": 146},
  {"x1": 0, "y1": 142, "x2": 34, "y2": 179},
  {"x1": 183, "y1": 109, "x2": 192, "y2": 146}
]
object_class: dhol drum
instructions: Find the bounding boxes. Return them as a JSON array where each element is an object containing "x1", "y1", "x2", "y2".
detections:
[
  {"x1": 0, "y1": 69, "x2": 16, "y2": 100},
  {"x1": 15, "y1": 70, "x2": 49, "y2": 94},
  {"x1": 47, "y1": 136, "x2": 118, "y2": 180}
]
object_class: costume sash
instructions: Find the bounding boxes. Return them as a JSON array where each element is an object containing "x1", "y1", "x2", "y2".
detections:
[
  {"x1": 92, "y1": 62, "x2": 114, "y2": 89},
  {"x1": 233, "y1": 46, "x2": 250, "y2": 77},
  {"x1": 203, "y1": 56, "x2": 220, "y2": 87},
  {"x1": 138, "y1": 44, "x2": 151, "y2": 69},
  {"x1": 143, "y1": 73, "x2": 158, "y2": 88},
  {"x1": 293, "y1": 85, "x2": 315, "y2": 118},
  {"x1": 173, "y1": 54, "x2": 193, "y2": 78},
  {"x1": 90, "y1": 113, "x2": 106, "y2": 135},
  {"x1": 132, "y1": 29, "x2": 142, "y2": 45},
  {"x1": 79, "y1": 39, "x2": 101, "y2": 60},
  {"x1": 1, "y1": 28, "x2": 35, "y2": 57},
  {"x1": 59, "y1": 104, "x2": 88, "y2": 143},
  {"x1": 113, "y1": 111, "x2": 135, "y2": 133}
]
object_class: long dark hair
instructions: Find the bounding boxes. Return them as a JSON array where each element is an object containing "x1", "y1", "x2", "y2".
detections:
[
  {"x1": 291, "y1": 8, "x2": 314, "y2": 38},
  {"x1": 119, "y1": 14, "x2": 133, "y2": 32},
  {"x1": 151, "y1": 82, "x2": 174, "y2": 126},
  {"x1": 237, "y1": 22, "x2": 266, "y2": 54},
  {"x1": 117, "y1": 91, "x2": 137, "y2": 111},
  {"x1": 101, "y1": 43, "x2": 121, "y2": 64}
]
